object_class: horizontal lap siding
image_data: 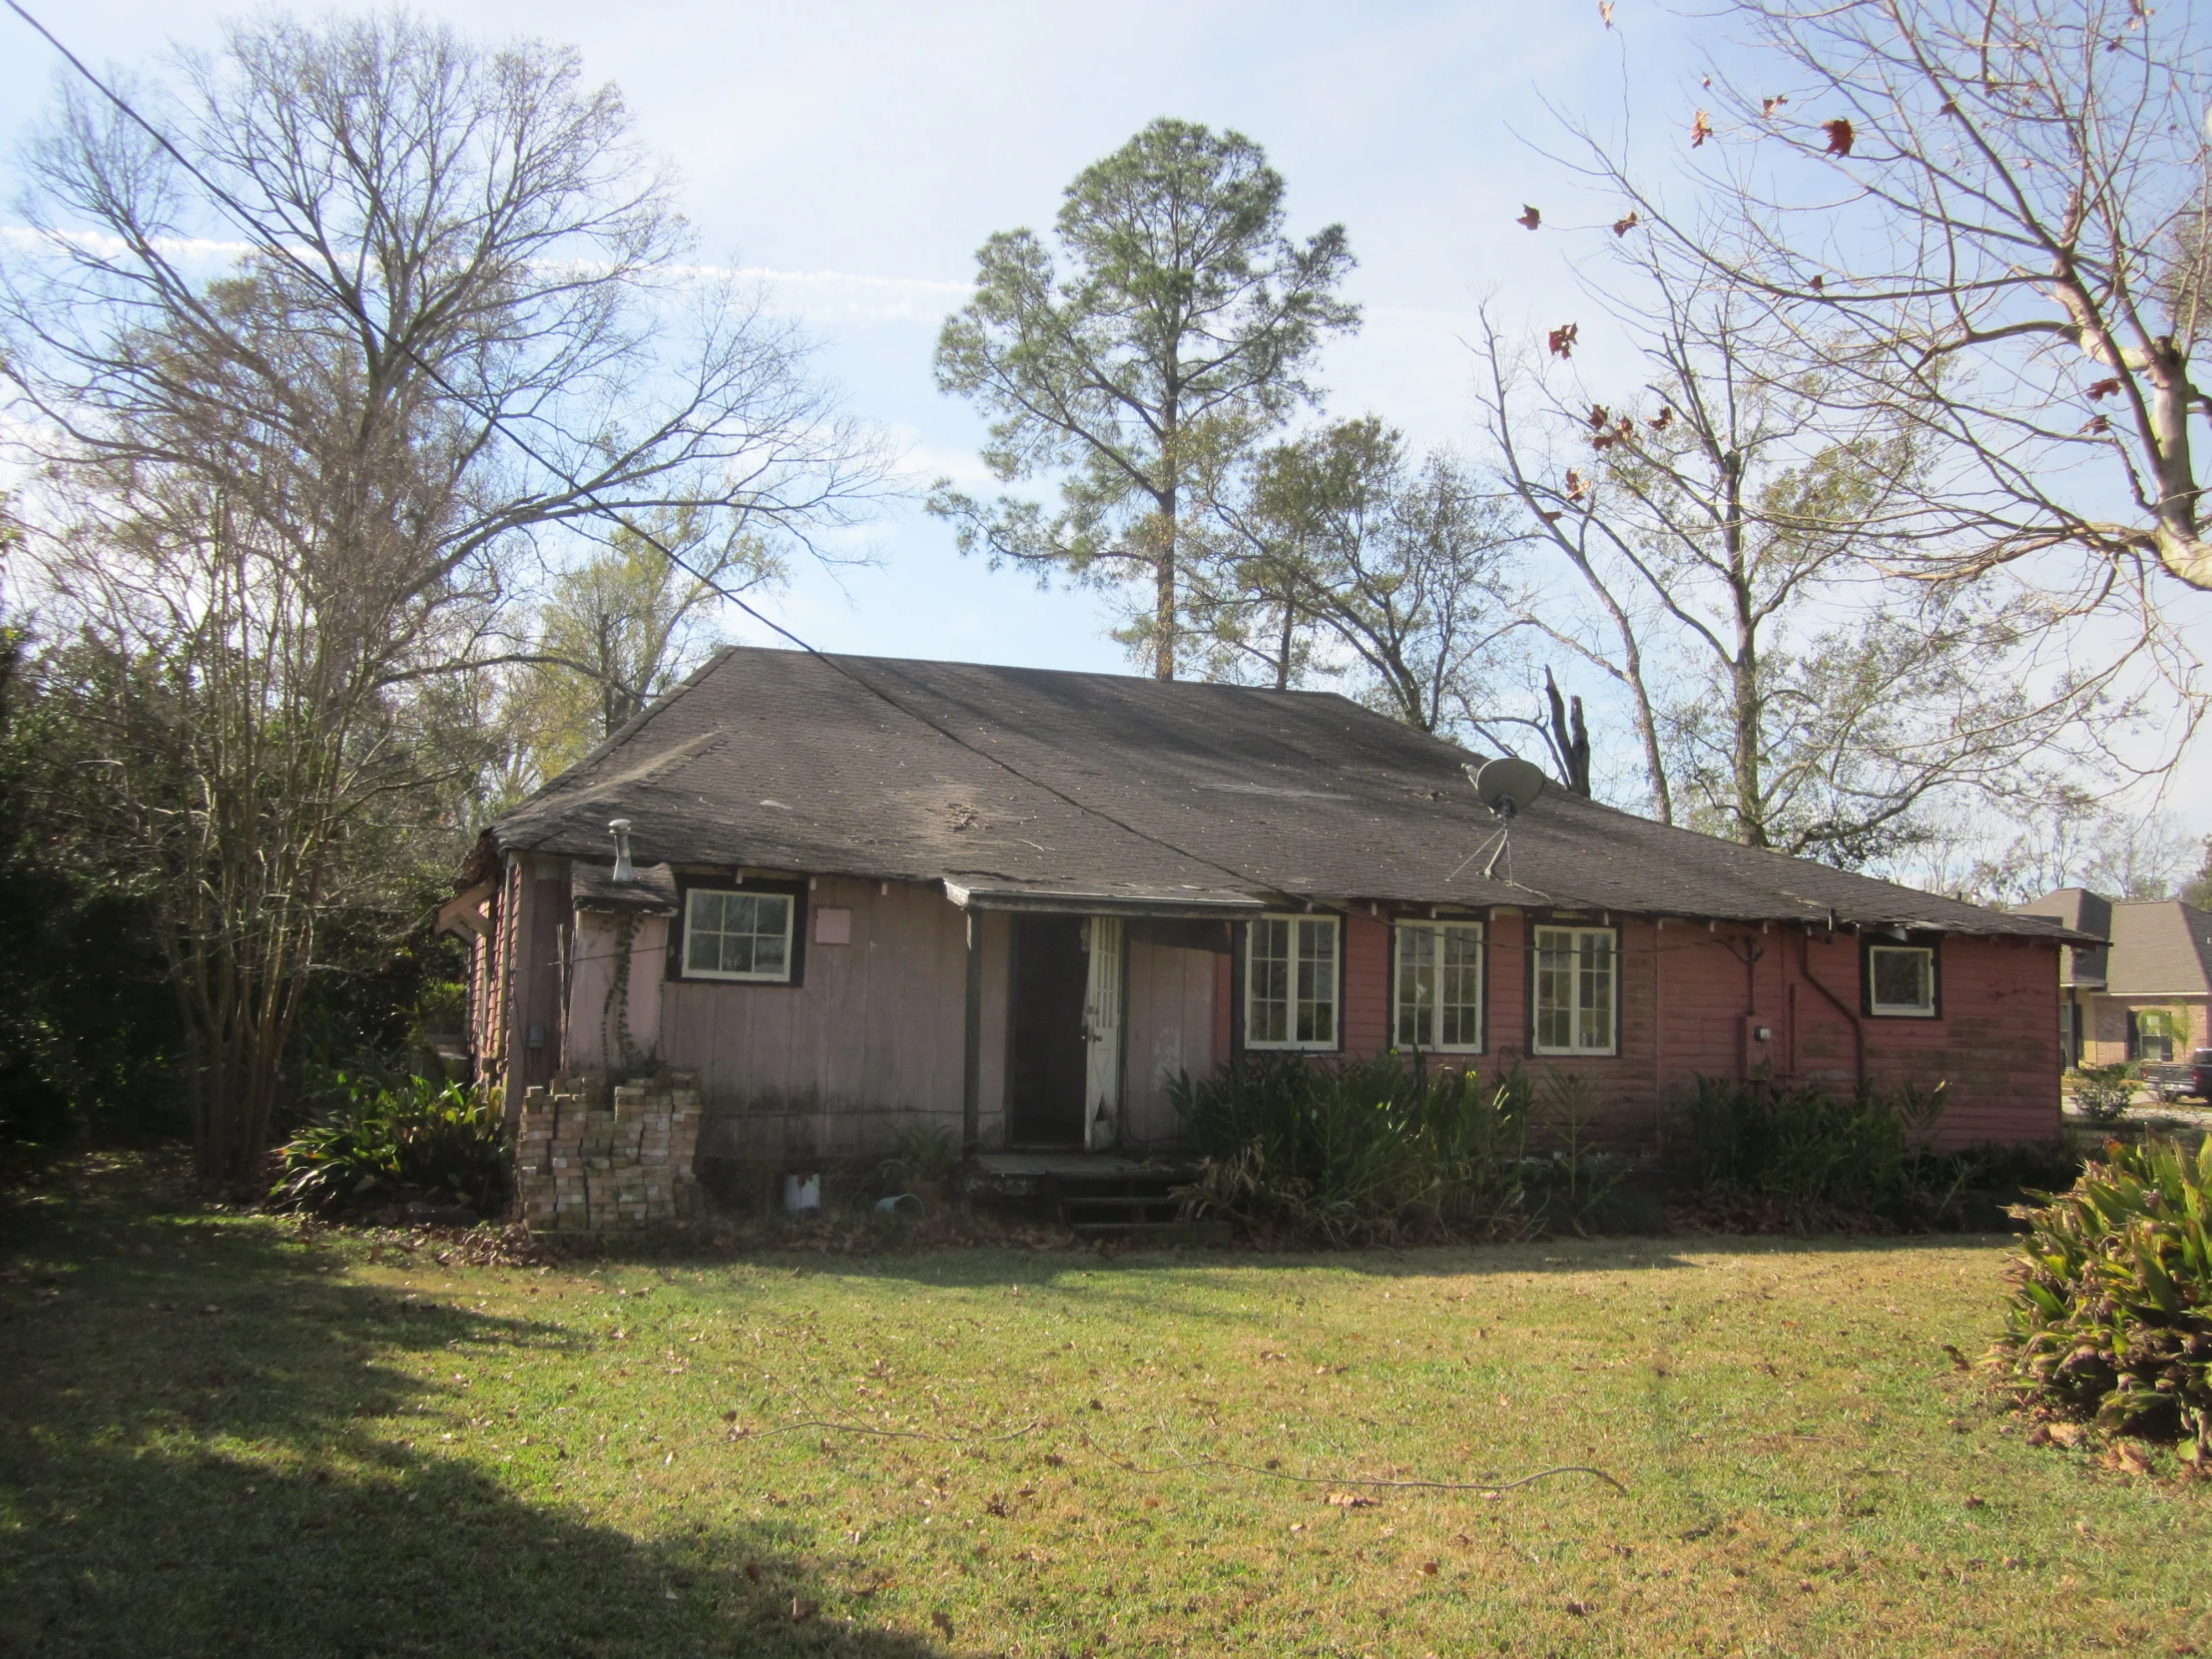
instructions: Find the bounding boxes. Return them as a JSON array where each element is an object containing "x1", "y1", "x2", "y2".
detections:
[
  {"x1": 1344, "y1": 913, "x2": 1390, "y2": 1059},
  {"x1": 1330, "y1": 911, "x2": 2061, "y2": 1152},
  {"x1": 1864, "y1": 936, "x2": 2060, "y2": 1149}
]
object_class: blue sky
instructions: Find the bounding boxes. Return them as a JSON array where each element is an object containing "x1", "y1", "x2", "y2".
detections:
[{"x1": 2, "y1": 0, "x2": 1689, "y2": 670}]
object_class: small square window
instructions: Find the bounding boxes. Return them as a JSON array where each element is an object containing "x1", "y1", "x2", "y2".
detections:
[
  {"x1": 1867, "y1": 944, "x2": 1936, "y2": 1017},
  {"x1": 682, "y1": 887, "x2": 796, "y2": 982}
]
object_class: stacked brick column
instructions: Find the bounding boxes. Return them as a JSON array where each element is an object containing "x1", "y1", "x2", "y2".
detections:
[{"x1": 514, "y1": 1072, "x2": 705, "y2": 1232}]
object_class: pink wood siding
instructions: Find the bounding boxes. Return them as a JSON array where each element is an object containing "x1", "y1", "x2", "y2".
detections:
[
  {"x1": 1419, "y1": 913, "x2": 2057, "y2": 1150},
  {"x1": 499, "y1": 866, "x2": 2064, "y2": 1159},
  {"x1": 1122, "y1": 942, "x2": 1217, "y2": 1148},
  {"x1": 1343, "y1": 912, "x2": 1390, "y2": 1059},
  {"x1": 646, "y1": 876, "x2": 1009, "y2": 1162},
  {"x1": 565, "y1": 913, "x2": 668, "y2": 1074},
  {"x1": 1251, "y1": 907, "x2": 2061, "y2": 1152}
]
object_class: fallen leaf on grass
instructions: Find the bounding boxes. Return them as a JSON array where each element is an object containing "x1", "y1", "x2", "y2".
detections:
[
  {"x1": 744, "y1": 1563, "x2": 762, "y2": 1583},
  {"x1": 931, "y1": 1611, "x2": 955, "y2": 1638},
  {"x1": 1326, "y1": 1491, "x2": 1378, "y2": 1509},
  {"x1": 2101, "y1": 1441, "x2": 2154, "y2": 1476},
  {"x1": 1963, "y1": 1495, "x2": 1987, "y2": 1509},
  {"x1": 1420, "y1": 1560, "x2": 1439, "y2": 1576},
  {"x1": 1566, "y1": 1599, "x2": 1593, "y2": 1616},
  {"x1": 790, "y1": 1597, "x2": 819, "y2": 1624}
]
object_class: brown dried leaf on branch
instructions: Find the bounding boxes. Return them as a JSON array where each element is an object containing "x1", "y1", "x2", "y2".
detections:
[
  {"x1": 1691, "y1": 109, "x2": 1715, "y2": 147},
  {"x1": 1612, "y1": 211, "x2": 1640, "y2": 236},
  {"x1": 1548, "y1": 321, "x2": 1580, "y2": 357},
  {"x1": 2086, "y1": 377, "x2": 2122, "y2": 400},
  {"x1": 1517, "y1": 205, "x2": 1542, "y2": 230},
  {"x1": 1762, "y1": 95, "x2": 1789, "y2": 118},
  {"x1": 1824, "y1": 118, "x2": 1856, "y2": 155}
]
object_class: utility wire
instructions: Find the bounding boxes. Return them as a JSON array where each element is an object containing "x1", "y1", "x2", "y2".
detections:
[{"x1": 2, "y1": 0, "x2": 1341, "y2": 910}]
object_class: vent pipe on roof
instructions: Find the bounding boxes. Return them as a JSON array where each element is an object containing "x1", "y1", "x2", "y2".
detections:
[{"x1": 609, "y1": 819, "x2": 635, "y2": 884}]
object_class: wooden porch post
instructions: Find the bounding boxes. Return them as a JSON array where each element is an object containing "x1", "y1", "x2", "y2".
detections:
[{"x1": 962, "y1": 908, "x2": 983, "y2": 1156}]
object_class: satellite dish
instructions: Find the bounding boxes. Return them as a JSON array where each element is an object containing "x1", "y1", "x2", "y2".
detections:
[{"x1": 1465, "y1": 757, "x2": 1548, "y2": 819}]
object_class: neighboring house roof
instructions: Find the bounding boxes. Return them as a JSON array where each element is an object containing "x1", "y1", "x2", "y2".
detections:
[
  {"x1": 487, "y1": 647, "x2": 2083, "y2": 938},
  {"x1": 2012, "y1": 887, "x2": 2113, "y2": 987},
  {"x1": 2018, "y1": 890, "x2": 2212, "y2": 996}
]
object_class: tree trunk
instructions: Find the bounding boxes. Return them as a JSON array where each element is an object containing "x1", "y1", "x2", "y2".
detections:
[{"x1": 1722, "y1": 448, "x2": 1768, "y2": 847}]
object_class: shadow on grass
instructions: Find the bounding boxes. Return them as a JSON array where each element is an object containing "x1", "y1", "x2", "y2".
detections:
[{"x1": 0, "y1": 1158, "x2": 946, "y2": 1659}]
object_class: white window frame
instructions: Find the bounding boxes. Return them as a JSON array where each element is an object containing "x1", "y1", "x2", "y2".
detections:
[
  {"x1": 1244, "y1": 913, "x2": 1341, "y2": 1051},
  {"x1": 1867, "y1": 944, "x2": 1936, "y2": 1018},
  {"x1": 681, "y1": 886, "x2": 797, "y2": 983},
  {"x1": 1392, "y1": 920, "x2": 1485, "y2": 1053},
  {"x1": 1531, "y1": 925, "x2": 1618, "y2": 1057}
]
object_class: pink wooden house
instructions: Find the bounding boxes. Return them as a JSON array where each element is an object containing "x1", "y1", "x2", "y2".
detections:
[{"x1": 442, "y1": 647, "x2": 2081, "y2": 1170}]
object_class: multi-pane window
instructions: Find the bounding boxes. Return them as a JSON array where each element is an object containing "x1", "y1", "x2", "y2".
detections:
[
  {"x1": 682, "y1": 888, "x2": 795, "y2": 982},
  {"x1": 1532, "y1": 925, "x2": 1615, "y2": 1055},
  {"x1": 2130, "y1": 1007, "x2": 2182, "y2": 1062},
  {"x1": 1393, "y1": 921, "x2": 1484, "y2": 1052},
  {"x1": 1867, "y1": 944, "x2": 1936, "y2": 1017},
  {"x1": 1246, "y1": 914, "x2": 1340, "y2": 1050}
]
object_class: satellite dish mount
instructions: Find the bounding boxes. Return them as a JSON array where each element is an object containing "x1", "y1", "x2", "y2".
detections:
[
  {"x1": 1452, "y1": 758, "x2": 1548, "y2": 885},
  {"x1": 1465, "y1": 757, "x2": 1547, "y2": 820}
]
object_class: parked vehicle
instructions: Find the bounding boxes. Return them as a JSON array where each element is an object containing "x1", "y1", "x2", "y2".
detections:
[{"x1": 2148, "y1": 1051, "x2": 2212, "y2": 1104}]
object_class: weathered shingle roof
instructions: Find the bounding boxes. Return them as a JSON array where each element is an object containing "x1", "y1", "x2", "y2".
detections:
[
  {"x1": 488, "y1": 647, "x2": 2079, "y2": 939},
  {"x1": 2013, "y1": 887, "x2": 2113, "y2": 986}
]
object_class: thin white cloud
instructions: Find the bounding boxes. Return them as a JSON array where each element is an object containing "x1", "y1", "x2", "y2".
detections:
[{"x1": 1, "y1": 225, "x2": 966, "y2": 324}]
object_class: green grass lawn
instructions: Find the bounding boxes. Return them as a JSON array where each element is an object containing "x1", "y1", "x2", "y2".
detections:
[{"x1": 4, "y1": 1155, "x2": 2208, "y2": 1658}]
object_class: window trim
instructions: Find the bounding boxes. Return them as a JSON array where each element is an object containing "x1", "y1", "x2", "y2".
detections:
[
  {"x1": 1862, "y1": 933, "x2": 1940, "y2": 1020},
  {"x1": 1241, "y1": 912, "x2": 1345, "y2": 1053},
  {"x1": 1390, "y1": 919, "x2": 1486, "y2": 1054},
  {"x1": 1528, "y1": 922, "x2": 1620, "y2": 1058},
  {"x1": 669, "y1": 876, "x2": 809, "y2": 987}
]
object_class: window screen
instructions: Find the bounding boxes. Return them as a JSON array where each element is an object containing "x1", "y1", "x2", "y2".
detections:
[
  {"x1": 1532, "y1": 926, "x2": 1615, "y2": 1055},
  {"x1": 683, "y1": 889, "x2": 795, "y2": 981},
  {"x1": 1867, "y1": 945, "x2": 1936, "y2": 1016},
  {"x1": 1393, "y1": 922, "x2": 1484, "y2": 1051},
  {"x1": 1247, "y1": 914, "x2": 1339, "y2": 1050}
]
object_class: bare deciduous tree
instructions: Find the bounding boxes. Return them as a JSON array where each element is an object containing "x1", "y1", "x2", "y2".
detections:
[
  {"x1": 1473, "y1": 253, "x2": 2122, "y2": 863},
  {"x1": 1584, "y1": 0, "x2": 2212, "y2": 654},
  {"x1": 505, "y1": 510, "x2": 782, "y2": 793},
  {"x1": 1, "y1": 14, "x2": 879, "y2": 1179}
]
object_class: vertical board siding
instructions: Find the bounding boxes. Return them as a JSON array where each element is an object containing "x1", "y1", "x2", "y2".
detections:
[
  {"x1": 1122, "y1": 942, "x2": 1217, "y2": 1148},
  {"x1": 644, "y1": 877, "x2": 999, "y2": 1164}
]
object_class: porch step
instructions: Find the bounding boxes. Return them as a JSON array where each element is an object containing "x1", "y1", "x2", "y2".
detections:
[
  {"x1": 1067, "y1": 1219, "x2": 1233, "y2": 1247},
  {"x1": 963, "y1": 1152, "x2": 1217, "y2": 1243}
]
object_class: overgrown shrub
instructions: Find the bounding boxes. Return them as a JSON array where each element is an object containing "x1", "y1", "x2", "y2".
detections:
[
  {"x1": 2067, "y1": 1062, "x2": 2139, "y2": 1127},
  {"x1": 271, "y1": 1074, "x2": 507, "y2": 1218},
  {"x1": 1668, "y1": 1074, "x2": 1959, "y2": 1222},
  {"x1": 1171, "y1": 1054, "x2": 1534, "y2": 1245},
  {"x1": 1995, "y1": 1135, "x2": 2212, "y2": 1448}
]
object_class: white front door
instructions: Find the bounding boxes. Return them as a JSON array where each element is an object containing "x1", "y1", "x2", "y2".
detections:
[{"x1": 1083, "y1": 916, "x2": 1124, "y2": 1151}]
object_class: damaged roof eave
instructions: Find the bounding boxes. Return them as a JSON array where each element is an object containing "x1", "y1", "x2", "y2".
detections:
[{"x1": 942, "y1": 879, "x2": 1267, "y2": 917}]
